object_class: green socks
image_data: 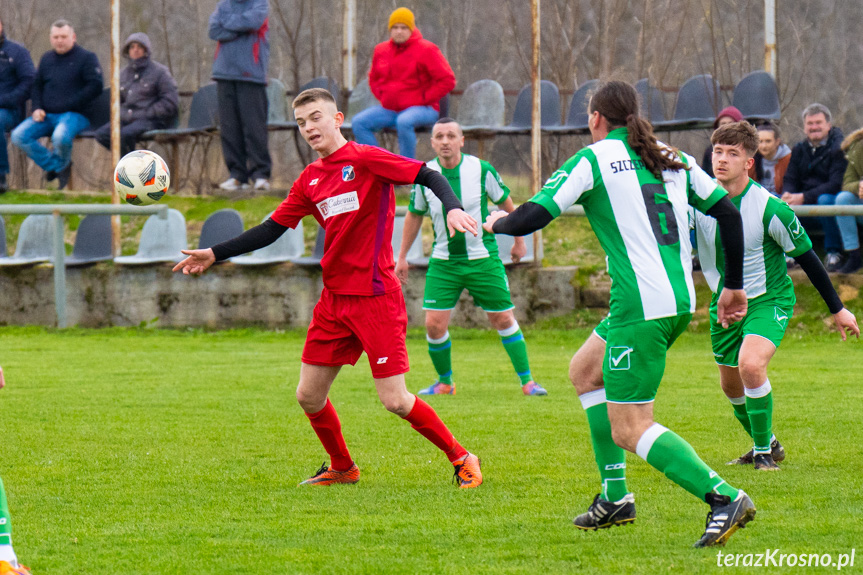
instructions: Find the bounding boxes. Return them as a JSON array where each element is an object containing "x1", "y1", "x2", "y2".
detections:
[
  {"x1": 579, "y1": 389, "x2": 629, "y2": 502},
  {"x1": 428, "y1": 323, "x2": 533, "y2": 387},
  {"x1": 637, "y1": 423, "x2": 739, "y2": 501},
  {"x1": 427, "y1": 332, "x2": 453, "y2": 384},
  {"x1": 728, "y1": 395, "x2": 753, "y2": 437},
  {"x1": 745, "y1": 380, "x2": 773, "y2": 453},
  {"x1": 498, "y1": 323, "x2": 532, "y2": 385}
]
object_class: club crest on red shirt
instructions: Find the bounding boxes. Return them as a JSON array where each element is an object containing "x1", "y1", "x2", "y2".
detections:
[{"x1": 342, "y1": 165, "x2": 355, "y2": 182}]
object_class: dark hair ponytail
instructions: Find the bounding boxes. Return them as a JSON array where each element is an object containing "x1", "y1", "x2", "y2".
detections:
[{"x1": 590, "y1": 81, "x2": 688, "y2": 180}]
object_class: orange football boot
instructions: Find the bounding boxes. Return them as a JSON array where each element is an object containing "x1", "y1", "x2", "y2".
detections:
[
  {"x1": 299, "y1": 462, "x2": 360, "y2": 486},
  {"x1": 453, "y1": 453, "x2": 483, "y2": 488},
  {"x1": 0, "y1": 561, "x2": 31, "y2": 575}
]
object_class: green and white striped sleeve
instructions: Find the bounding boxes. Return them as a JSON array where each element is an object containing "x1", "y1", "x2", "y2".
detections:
[
  {"x1": 528, "y1": 150, "x2": 595, "y2": 218},
  {"x1": 408, "y1": 184, "x2": 429, "y2": 215},
  {"x1": 483, "y1": 162, "x2": 510, "y2": 205},
  {"x1": 682, "y1": 153, "x2": 727, "y2": 214}
]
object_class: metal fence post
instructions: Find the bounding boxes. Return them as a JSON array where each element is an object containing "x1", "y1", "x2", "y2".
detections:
[{"x1": 53, "y1": 211, "x2": 67, "y2": 328}]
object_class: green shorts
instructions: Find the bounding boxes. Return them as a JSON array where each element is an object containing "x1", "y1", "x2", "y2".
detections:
[
  {"x1": 710, "y1": 299, "x2": 792, "y2": 367},
  {"x1": 423, "y1": 257, "x2": 514, "y2": 312},
  {"x1": 603, "y1": 314, "x2": 692, "y2": 404}
]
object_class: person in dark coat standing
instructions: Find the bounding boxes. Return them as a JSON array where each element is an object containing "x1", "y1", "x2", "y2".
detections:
[
  {"x1": 10, "y1": 19, "x2": 102, "y2": 190},
  {"x1": 94, "y1": 33, "x2": 178, "y2": 156},
  {"x1": 209, "y1": 0, "x2": 271, "y2": 193},
  {"x1": 0, "y1": 16, "x2": 35, "y2": 194}
]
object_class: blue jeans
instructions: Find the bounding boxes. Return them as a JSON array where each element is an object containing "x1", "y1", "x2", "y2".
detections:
[
  {"x1": 351, "y1": 105, "x2": 439, "y2": 159},
  {"x1": 815, "y1": 193, "x2": 842, "y2": 253},
  {"x1": 0, "y1": 107, "x2": 23, "y2": 175},
  {"x1": 11, "y1": 112, "x2": 90, "y2": 173},
  {"x1": 835, "y1": 191, "x2": 863, "y2": 251}
]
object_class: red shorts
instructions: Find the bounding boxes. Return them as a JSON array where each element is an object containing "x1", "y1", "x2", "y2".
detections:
[{"x1": 302, "y1": 288, "x2": 410, "y2": 378}]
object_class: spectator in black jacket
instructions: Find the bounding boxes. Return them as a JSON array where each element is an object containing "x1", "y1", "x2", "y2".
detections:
[
  {"x1": 93, "y1": 33, "x2": 178, "y2": 156},
  {"x1": 782, "y1": 103, "x2": 848, "y2": 270},
  {"x1": 10, "y1": 20, "x2": 102, "y2": 189},
  {"x1": 0, "y1": 16, "x2": 35, "y2": 193}
]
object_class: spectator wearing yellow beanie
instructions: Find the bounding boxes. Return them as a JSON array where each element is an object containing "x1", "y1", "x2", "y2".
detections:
[
  {"x1": 352, "y1": 6, "x2": 456, "y2": 158},
  {"x1": 388, "y1": 7, "x2": 415, "y2": 31}
]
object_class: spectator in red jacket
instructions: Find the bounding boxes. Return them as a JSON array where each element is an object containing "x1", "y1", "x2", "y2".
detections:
[{"x1": 351, "y1": 7, "x2": 455, "y2": 158}]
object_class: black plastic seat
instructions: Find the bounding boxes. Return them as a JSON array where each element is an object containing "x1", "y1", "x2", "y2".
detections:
[
  {"x1": 198, "y1": 209, "x2": 244, "y2": 250},
  {"x1": 635, "y1": 78, "x2": 667, "y2": 124},
  {"x1": 141, "y1": 83, "x2": 219, "y2": 140},
  {"x1": 66, "y1": 214, "x2": 113, "y2": 266},
  {"x1": 496, "y1": 81, "x2": 561, "y2": 134},
  {"x1": 654, "y1": 74, "x2": 722, "y2": 131},
  {"x1": 732, "y1": 71, "x2": 781, "y2": 121},
  {"x1": 545, "y1": 79, "x2": 598, "y2": 135}
]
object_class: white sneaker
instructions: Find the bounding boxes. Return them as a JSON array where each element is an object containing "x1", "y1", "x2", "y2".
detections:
[
  {"x1": 218, "y1": 178, "x2": 249, "y2": 191},
  {"x1": 253, "y1": 178, "x2": 271, "y2": 192}
]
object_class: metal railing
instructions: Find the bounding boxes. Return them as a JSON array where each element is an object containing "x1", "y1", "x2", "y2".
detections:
[
  {"x1": 4, "y1": 202, "x2": 863, "y2": 329},
  {"x1": 0, "y1": 204, "x2": 169, "y2": 328}
]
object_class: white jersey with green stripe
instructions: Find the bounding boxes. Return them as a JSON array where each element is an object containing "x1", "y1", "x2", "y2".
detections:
[
  {"x1": 529, "y1": 127, "x2": 727, "y2": 326},
  {"x1": 409, "y1": 154, "x2": 510, "y2": 261},
  {"x1": 692, "y1": 178, "x2": 811, "y2": 307}
]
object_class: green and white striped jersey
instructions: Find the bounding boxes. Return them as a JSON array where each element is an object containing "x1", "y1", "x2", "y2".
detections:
[
  {"x1": 692, "y1": 178, "x2": 811, "y2": 308},
  {"x1": 409, "y1": 153, "x2": 510, "y2": 261},
  {"x1": 529, "y1": 128, "x2": 726, "y2": 326}
]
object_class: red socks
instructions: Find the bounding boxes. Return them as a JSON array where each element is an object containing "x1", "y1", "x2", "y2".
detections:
[
  {"x1": 306, "y1": 396, "x2": 467, "y2": 469},
  {"x1": 404, "y1": 396, "x2": 468, "y2": 463},
  {"x1": 305, "y1": 398, "x2": 354, "y2": 472}
]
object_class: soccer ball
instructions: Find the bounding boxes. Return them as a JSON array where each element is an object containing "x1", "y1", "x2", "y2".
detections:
[{"x1": 115, "y1": 150, "x2": 170, "y2": 205}]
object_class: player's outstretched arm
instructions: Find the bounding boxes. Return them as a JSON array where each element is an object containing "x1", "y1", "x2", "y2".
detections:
[
  {"x1": 486, "y1": 202, "x2": 554, "y2": 236},
  {"x1": 173, "y1": 248, "x2": 216, "y2": 275},
  {"x1": 793, "y1": 249, "x2": 856, "y2": 340},
  {"x1": 832, "y1": 308, "x2": 860, "y2": 341},
  {"x1": 413, "y1": 166, "x2": 476, "y2": 237},
  {"x1": 446, "y1": 209, "x2": 478, "y2": 238},
  {"x1": 483, "y1": 210, "x2": 507, "y2": 234}
]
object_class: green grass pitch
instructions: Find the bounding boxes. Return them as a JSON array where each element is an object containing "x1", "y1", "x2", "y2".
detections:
[{"x1": 0, "y1": 325, "x2": 860, "y2": 574}]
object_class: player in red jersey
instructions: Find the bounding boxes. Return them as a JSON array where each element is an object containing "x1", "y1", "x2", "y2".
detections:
[{"x1": 174, "y1": 88, "x2": 483, "y2": 488}]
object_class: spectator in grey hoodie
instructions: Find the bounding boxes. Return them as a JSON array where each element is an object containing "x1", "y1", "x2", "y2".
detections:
[
  {"x1": 209, "y1": 0, "x2": 271, "y2": 193},
  {"x1": 756, "y1": 123, "x2": 791, "y2": 197},
  {"x1": 94, "y1": 33, "x2": 178, "y2": 156}
]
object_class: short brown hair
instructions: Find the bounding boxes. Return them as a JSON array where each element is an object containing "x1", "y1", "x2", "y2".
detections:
[
  {"x1": 711, "y1": 121, "x2": 759, "y2": 157},
  {"x1": 292, "y1": 87, "x2": 336, "y2": 110}
]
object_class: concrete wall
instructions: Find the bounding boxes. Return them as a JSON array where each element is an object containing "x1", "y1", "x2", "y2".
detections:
[{"x1": 0, "y1": 263, "x2": 596, "y2": 328}]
